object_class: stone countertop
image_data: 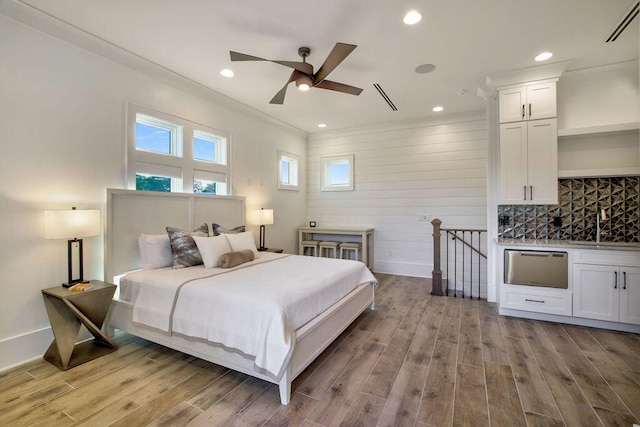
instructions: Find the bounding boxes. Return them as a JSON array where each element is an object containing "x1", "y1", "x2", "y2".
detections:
[{"x1": 496, "y1": 239, "x2": 640, "y2": 251}]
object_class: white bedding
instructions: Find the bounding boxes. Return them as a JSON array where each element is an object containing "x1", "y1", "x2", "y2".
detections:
[{"x1": 119, "y1": 252, "x2": 377, "y2": 379}]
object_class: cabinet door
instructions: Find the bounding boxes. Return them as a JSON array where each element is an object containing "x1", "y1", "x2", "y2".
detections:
[
  {"x1": 499, "y1": 122, "x2": 528, "y2": 204},
  {"x1": 620, "y1": 267, "x2": 640, "y2": 325},
  {"x1": 527, "y1": 119, "x2": 558, "y2": 204},
  {"x1": 526, "y1": 82, "x2": 557, "y2": 120},
  {"x1": 573, "y1": 264, "x2": 619, "y2": 322},
  {"x1": 498, "y1": 87, "x2": 526, "y2": 123}
]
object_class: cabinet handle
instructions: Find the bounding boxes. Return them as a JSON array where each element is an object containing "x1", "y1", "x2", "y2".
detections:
[
  {"x1": 623, "y1": 271, "x2": 627, "y2": 290},
  {"x1": 529, "y1": 103, "x2": 532, "y2": 117},
  {"x1": 525, "y1": 298, "x2": 545, "y2": 303},
  {"x1": 614, "y1": 271, "x2": 618, "y2": 289},
  {"x1": 530, "y1": 185, "x2": 533, "y2": 200},
  {"x1": 523, "y1": 186, "x2": 527, "y2": 200},
  {"x1": 522, "y1": 104, "x2": 525, "y2": 119}
]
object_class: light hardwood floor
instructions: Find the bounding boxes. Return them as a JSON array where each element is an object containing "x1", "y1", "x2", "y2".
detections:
[{"x1": 2, "y1": 273, "x2": 640, "y2": 426}]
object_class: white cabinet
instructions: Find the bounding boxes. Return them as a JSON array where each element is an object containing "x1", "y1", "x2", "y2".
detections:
[
  {"x1": 499, "y1": 119, "x2": 558, "y2": 204},
  {"x1": 573, "y1": 259, "x2": 640, "y2": 325},
  {"x1": 499, "y1": 82, "x2": 557, "y2": 123}
]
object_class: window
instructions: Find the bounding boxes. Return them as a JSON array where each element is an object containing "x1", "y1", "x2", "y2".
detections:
[
  {"x1": 278, "y1": 150, "x2": 299, "y2": 191},
  {"x1": 127, "y1": 104, "x2": 230, "y2": 194},
  {"x1": 321, "y1": 154, "x2": 354, "y2": 191}
]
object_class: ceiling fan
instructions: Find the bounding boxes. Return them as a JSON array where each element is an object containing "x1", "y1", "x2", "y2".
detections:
[{"x1": 229, "y1": 42, "x2": 363, "y2": 104}]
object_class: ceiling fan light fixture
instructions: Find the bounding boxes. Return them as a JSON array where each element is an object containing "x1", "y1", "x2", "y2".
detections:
[
  {"x1": 296, "y1": 74, "x2": 313, "y2": 91},
  {"x1": 403, "y1": 10, "x2": 422, "y2": 25}
]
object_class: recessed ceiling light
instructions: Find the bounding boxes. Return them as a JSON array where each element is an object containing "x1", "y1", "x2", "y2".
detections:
[
  {"x1": 220, "y1": 68, "x2": 234, "y2": 77},
  {"x1": 534, "y1": 52, "x2": 553, "y2": 62},
  {"x1": 318, "y1": 123, "x2": 327, "y2": 128},
  {"x1": 432, "y1": 106, "x2": 444, "y2": 112},
  {"x1": 415, "y1": 64, "x2": 436, "y2": 74},
  {"x1": 403, "y1": 10, "x2": 422, "y2": 25}
]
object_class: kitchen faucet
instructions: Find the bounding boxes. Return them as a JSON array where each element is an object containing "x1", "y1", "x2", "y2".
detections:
[{"x1": 596, "y1": 208, "x2": 607, "y2": 243}]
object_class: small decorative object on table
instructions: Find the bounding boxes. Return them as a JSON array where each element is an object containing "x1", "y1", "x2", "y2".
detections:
[
  {"x1": 68, "y1": 282, "x2": 94, "y2": 292},
  {"x1": 41, "y1": 281, "x2": 117, "y2": 370}
]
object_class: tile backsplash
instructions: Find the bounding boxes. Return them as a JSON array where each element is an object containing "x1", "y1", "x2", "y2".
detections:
[{"x1": 498, "y1": 176, "x2": 639, "y2": 242}]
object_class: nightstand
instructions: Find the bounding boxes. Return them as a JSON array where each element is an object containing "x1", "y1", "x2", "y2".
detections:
[
  {"x1": 41, "y1": 280, "x2": 118, "y2": 370},
  {"x1": 258, "y1": 248, "x2": 284, "y2": 253}
]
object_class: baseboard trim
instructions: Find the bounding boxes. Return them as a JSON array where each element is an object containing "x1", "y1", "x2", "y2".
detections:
[
  {"x1": 0, "y1": 327, "x2": 53, "y2": 373},
  {"x1": 373, "y1": 260, "x2": 431, "y2": 278}
]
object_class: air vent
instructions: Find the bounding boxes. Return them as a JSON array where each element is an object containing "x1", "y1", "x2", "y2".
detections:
[
  {"x1": 606, "y1": 0, "x2": 639, "y2": 42},
  {"x1": 373, "y1": 83, "x2": 398, "y2": 111}
]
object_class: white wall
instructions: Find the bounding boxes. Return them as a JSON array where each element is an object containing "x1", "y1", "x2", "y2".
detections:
[
  {"x1": 307, "y1": 115, "x2": 487, "y2": 278},
  {"x1": 557, "y1": 61, "x2": 639, "y2": 131},
  {"x1": 0, "y1": 16, "x2": 307, "y2": 370}
]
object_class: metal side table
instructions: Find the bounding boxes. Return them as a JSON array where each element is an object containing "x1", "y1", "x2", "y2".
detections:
[{"x1": 42, "y1": 280, "x2": 117, "y2": 370}]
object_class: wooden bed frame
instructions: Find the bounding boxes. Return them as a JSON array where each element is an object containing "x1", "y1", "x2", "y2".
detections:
[{"x1": 104, "y1": 189, "x2": 375, "y2": 404}]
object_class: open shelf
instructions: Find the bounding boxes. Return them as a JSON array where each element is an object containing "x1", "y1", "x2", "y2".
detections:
[{"x1": 558, "y1": 122, "x2": 639, "y2": 137}]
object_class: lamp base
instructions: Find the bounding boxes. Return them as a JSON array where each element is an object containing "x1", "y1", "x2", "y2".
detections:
[
  {"x1": 62, "y1": 280, "x2": 90, "y2": 288},
  {"x1": 257, "y1": 247, "x2": 269, "y2": 252}
]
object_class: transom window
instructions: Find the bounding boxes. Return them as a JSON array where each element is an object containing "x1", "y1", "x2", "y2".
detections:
[{"x1": 127, "y1": 104, "x2": 230, "y2": 195}]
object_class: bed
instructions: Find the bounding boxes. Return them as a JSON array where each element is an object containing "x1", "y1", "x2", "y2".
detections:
[{"x1": 104, "y1": 189, "x2": 376, "y2": 405}]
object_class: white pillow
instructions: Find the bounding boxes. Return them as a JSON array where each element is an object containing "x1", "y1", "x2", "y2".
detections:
[
  {"x1": 193, "y1": 234, "x2": 232, "y2": 269},
  {"x1": 224, "y1": 231, "x2": 259, "y2": 257},
  {"x1": 138, "y1": 234, "x2": 173, "y2": 270}
]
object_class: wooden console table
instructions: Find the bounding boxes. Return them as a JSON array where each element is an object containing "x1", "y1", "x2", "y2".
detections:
[{"x1": 298, "y1": 226, "x2": 374, "y2": 269}]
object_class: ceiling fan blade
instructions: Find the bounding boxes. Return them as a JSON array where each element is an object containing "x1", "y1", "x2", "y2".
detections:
[
  {"x1": 313, "y1": 43, "x2": 357, "y2": 84},
  {"x1": 269, "y1": 71, "x2": 302, "y2": 104},
  {"x1": 272, "y1": 60, "x2": 313, "y2": 74},
  {"x1": 315, "y1": 80, "x2": 363, "y2": 96},
  {"x1": 230, "y1": 51, "x2": 268, "y2": 62}
]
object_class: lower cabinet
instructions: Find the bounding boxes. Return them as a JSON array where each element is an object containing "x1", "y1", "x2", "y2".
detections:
[
  {"x1": 573, "y1": 263, "x2": 640, "y2": 325},
  {"x1": 501, "y1": 284, "x2": 572, "y2": 316}
]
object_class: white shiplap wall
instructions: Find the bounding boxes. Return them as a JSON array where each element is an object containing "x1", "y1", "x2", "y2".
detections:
[{"x1": 307, "y1": 114, "x2": 488, "y2": 278}]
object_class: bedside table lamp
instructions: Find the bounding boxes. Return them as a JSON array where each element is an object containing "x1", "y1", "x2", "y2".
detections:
[
  {"x1": 45, "y1": 207, "x2": 100, "y2": 287},
  {"x1": 255, "y1": 208, "x2": 274, "y2": 251}
]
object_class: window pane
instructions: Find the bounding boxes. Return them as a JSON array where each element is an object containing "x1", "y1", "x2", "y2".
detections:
[
  {"x1": 330, "y1": 162, "x2": 350, "y2": 185},
  {"x1": 136, "y1": 122, "x2": 171, "y2": 154},
  {"x1": 281, "y1": 160, "x2": 290, "y2": 184},
  {"x1": 194, "y1": 179, "x2": 218, "y2": 194},
  {"x1": 136, "y1": 174, "x2": 171, "y2": 192},
  {"x1": 194, "y1": 136, "x2": 215, "y2": 162}
]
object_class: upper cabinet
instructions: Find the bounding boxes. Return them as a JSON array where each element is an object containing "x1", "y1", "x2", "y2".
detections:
[
  {"x1": 499, "y1": 82, "x2": 557, "y2": 123},
  {"x1": 500, "y1": 119, "x2": 558, "y2": 205}
]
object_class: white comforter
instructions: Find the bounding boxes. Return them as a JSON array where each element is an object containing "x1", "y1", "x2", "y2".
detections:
[{"x1": 121, "y1": 253, "x2": 377, "y2": 379}]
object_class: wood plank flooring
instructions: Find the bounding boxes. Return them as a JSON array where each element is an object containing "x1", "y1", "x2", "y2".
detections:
[{"x1": 2, "y1": 273, "x2": 640, "y2": 426}]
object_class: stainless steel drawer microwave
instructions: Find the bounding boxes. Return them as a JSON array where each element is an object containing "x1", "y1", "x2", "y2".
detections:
[{"x1": 504, "y1": 250, "x2": 568, "y2": 289}]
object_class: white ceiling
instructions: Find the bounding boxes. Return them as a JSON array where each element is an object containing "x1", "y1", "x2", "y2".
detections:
[{"x1": 17, "y1": 0, "x2": 639, "y2": 134}]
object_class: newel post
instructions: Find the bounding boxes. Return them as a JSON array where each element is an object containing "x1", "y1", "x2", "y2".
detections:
[{"x1": 431, "y1": 218, "x2": 443, "y2": 296}]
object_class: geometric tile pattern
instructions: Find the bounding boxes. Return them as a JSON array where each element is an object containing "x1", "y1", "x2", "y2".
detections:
[{"x1": 498, "y1": 176, "x2": 639, "y2": 242}]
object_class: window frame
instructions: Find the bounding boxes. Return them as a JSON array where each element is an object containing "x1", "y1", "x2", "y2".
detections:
[
  {"x1": 277, "y1": 150, "x2": 300, "y2": 191},
  {"x1": 321, "y1": 154, "x2": 354, "y2": 192},
  {"x1": 126, "y1": 103, "x2": 231, "y2": 195}
]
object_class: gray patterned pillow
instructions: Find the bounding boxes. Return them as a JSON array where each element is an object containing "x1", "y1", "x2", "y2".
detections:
[
  {"x1": 166, "y1": 223, "x2": 209, "y2": 268},
  {"x1": 212, "y1": 223, "x2": 245, "y2": 236}
]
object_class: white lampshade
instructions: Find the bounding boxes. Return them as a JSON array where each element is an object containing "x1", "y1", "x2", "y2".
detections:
[
  {"x1": 44, "y1": 208, "x2": 101, "y2": 239},
  {"x1": 255, "y1": 208, "x2": 274, "y2": 226}
]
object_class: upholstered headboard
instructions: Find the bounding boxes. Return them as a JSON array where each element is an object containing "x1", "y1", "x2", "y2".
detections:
[{"x1": 105, "y1": 189, "x2": 246, "y2": 282}]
